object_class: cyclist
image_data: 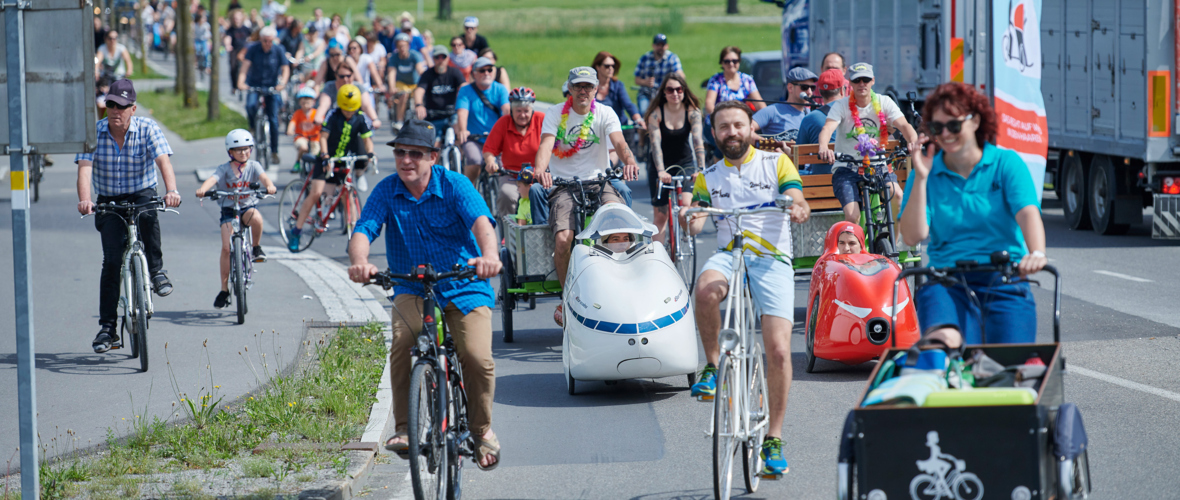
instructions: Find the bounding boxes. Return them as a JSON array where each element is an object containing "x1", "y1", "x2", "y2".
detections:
[
  {"x1": 287, "y1": 84, "x2": 375, "y2": 252},
  {"x1": 413, "y1": 45, "x2": 465, "y2": 145},
  {"x1": 645, "y1": 74, "x2": 706, "y2": 247},
  {"x1": 532, "y1": 66, "x2": 640, "y2": 326},
  {"x1": 285, "y1": 87, "x2": 320, "y2": 173},
  {"x1": 195, "y1": 129, "x2": 278, "y2": 308},
  {"x1": 315, "y1": 64, "x2": 382, "y2": 191},
  {"x1": 633, "y1": 33, "x2": 685, "y2": 115},
  {"x1": 796, "y1": 68, "x2": 848, "y2": 175},
  {"x1": 686, "y1": 100, "x2": 811, "y2": 477},
  {"x1": 752, "y1": 67, "x2": 816, "y2": 142},
  {"x1": 459, "y1": 16, "x2": 489, "y2": 55},
  {"x1": 385, "y1": 32, "x2": 426, "y2": 129},
  {"x1": 236, "y1": 26, "x2": 290, "y2": 166},
  {"x1": 482, "y1": 87, "x2": 544, "y2": 220},
  {"x1": 816, "y1": 62, "x2": 919, "y2": 224},
  {"x1": 898, "y1": 82, "x2": 1047, "y2": 348},
  {"x1": 456, "y1": 57, "x2": 509, "y2": 185},
  {"x1": 222, "y1": 9, "x2": 251, "y2": 96},
  {"x1": 347, "y1": 119, "x2": 502, "y2": 470},
  {"x1": 75, "y1": 79, "x2": 181, "y2": 353}
]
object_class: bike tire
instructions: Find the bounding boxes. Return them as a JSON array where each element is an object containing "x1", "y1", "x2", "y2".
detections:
[
  {"x1": 446, "y1": 365, "x2": 468, "y2": 500},
  {"x1": 408, "y1": 362, "x2": 447, "y2": 500},
  {"x1": 499, "y1": 247, "x2": 515, "y2": 343},
  {"x1": 343, "y1": 188, "x2": 362, "y2": 235},
  {"x1": 257, "y1": 120, "x2": 271, "y2": 172},
  {"x1": 277, "y1": 181, "x2": 316, "y2": 251},
  {"x1": 742, "y1": 341, "x2": 768, "y2": 493},
  {"x1": 122, "y1": 296, "x2": 138, "y2": 359},
  {"x1": 805, "y1": 295, "x2": 819, "y2": 373},
  {"x1": 952, "y1": 472, "x2": 984, "y2": 500},
  {"x1": 676, "y1": 218, "x2": 697, "y2": 292},
  {"x1": 232, "y1": 235, "x2": 246, "y2": 324},
  {"x1": 713, "y1": 355, "x2": 739, "y2": 500},
  {"x1": 132, "y1": 257, "x2": 150, "y2": 372}
]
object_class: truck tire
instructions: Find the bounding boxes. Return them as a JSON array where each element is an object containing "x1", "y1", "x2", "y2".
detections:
[
  {"x1": 1088, "y1": 154, "x2": 1131, "y2": 235},
  {"x1": 1061, "y1": 153, "x2": 1092, "y2": 230}
]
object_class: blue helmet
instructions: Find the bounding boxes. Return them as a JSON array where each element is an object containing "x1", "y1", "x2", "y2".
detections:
[{"x1": 296, "y1": 87, "x2": 317, "y2": 100}]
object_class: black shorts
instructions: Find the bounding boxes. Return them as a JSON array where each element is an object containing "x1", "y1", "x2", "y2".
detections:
[
  {"x1": 219, "y1": 205, "x2": 261, "y2": 225},
  {"x1": 653, "y1": 164, "x2": 700, "y2": 207},
  {"x1": 312, "y1": 159, "x2": 369, "y2": 184}
]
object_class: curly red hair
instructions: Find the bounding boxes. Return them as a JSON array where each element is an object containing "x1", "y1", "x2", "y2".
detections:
[{"x1": 921, "y1": 82, "x2": 997, "y2": 147}]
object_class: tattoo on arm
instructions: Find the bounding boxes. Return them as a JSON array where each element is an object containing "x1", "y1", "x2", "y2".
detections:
[
  {"x1": 647, "y1": 110, "x2": 663, "y2": 171},
  {"x1": 690, "y1": 109, "x2": 706, "y2": 168}
]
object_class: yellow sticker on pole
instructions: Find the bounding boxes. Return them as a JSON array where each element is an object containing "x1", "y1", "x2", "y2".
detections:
[{"x1": 10, "y1": 170, "x2": 24, "y2": 191}]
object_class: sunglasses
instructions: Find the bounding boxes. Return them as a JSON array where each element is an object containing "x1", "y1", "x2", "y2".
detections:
[
  {"x1": 598, "y1": 63, "x2": 617, "y2": 69},
  {"x1": 926, "y1": 114, "x2": 974, "y2": 135},
  {"x1": 451, "y1": 43, "x2": 463, "y2": 47},
  {"x1": 721, "y1": 59, "x2": 741, "y2": 65},
  {"x1": 433, "y1": 55, "x2": 447, "y2": 60},
  {"x1": 394, "y1": 148, "x2": 428, "y2": 161},
  {"x1": 570, "y1": 84, "x2": 595, "y2": 92},
  {"x1": 337, "y1": 73, "x2": 354, "y2": 79},
  {"x1": 664, "y1": 86, "x2": 684, "y2": 94},
  {"x1": 796, "y1": 84, "x2": 816, "y2": 91},
  {"x1": 107, "y1": 102, "x2": 132, "y2": 110},
  {"x1": 329, "y1": 52, "x2": 343, "y2": 57},
  {"x1": 476, "y1": 67, "x2": 495, "y2": 73},
  {"x1": 851, "y1": 77, "x2": 873, "y2": 84}
]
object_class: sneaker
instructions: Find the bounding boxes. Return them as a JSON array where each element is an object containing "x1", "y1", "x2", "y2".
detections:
[
  {"x1": 287, "y1": 230, "x2": 302, "y2": 252},
  {"x1": 92, "y1": 325, "x2": 119, "y2": 353},
  {"x1": 356, "y1": 173, "x2": 369, "y2": 192},
  {"x1": 270, "y1": 152, "x2": 281, "y2": 165},
  {"x1": 214, "y1": 290, "x2": 231, "y2": 309},
  {"x1": 290, "y1": 161, "x2": 302, "y2": 174},
  {"x1": 690, "y1": 365, "x2": 718, "y2": 399},
  {"x1": 151, "y1": 271, "x2": 173, "y2": 296},
  {"x1": 253, "y1": 246, "x2": 267, "y2": 263},
  {"x1": 553, "y1": 304, "x2": 563, "y2": 327},
  {"x1": 760, "y1": 437, "x2": 789, "y2": 476}
]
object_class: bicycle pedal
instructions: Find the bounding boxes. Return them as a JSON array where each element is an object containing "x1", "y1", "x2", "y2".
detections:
[
  {"x1": 759, "y1": 472, "x2": 784, "y2": 480},
  {"x1": 696, "y1": 395, "x2": 714, "y2": 402}
]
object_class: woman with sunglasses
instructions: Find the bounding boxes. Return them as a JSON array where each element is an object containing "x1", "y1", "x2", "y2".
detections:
[
  {"x1": 704, "y1": 46, "x2": 765, "y2": 116},
  {"x1": 591, "y1": 51, "x2": 645, "y2": 173},
  {"x1": 448, "y1": 36, "x2": 478, "y2": 82},
  {"x1": 898, "y1": 82, "x2": 1047, "y2": 348},
  {"x1": 96, "y1": 30, "x2": 133, "y2": 81},
  {"x1": 315, "y1": 41, "x2": 357, "y2": 88},
  {"x1": 645, "y1": 74, "x2": 706, "y2": 246},
  {"x1": 347, "y1": 39, "x2": 385, "y2": 95}
]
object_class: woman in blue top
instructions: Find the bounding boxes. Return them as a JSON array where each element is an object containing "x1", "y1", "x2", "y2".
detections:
[
  {"x1": 899, "y1": 82, "x2": 1048, "y2": 348},
  {"x1": 703, "y1": 46, "x2": 766, "y2": 160},
  {"x1": 592, "y1": 51, "x2": 645, "y2": 132}
]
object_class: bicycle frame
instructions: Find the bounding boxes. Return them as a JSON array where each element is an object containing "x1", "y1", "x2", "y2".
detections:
[
  {"x1": 307, "y1": 155, "x2": 365, "y2": 233},
  {"x1": 837, "y1": 148, "x2": 911, "y2": 260},
  {"x1": 120, "y1": 218, "x2": 154, "y2": 325}
]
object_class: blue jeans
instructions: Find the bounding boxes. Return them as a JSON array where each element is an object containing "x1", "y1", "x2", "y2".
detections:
[
  {"x1": 246, "y1": 90, "x2": 283, "y2": 151},
  {"x1": 915, "y1": 271, "x2": 1037, "y2": 344},
  {"x1": 637, "y1": 91, "x2": 654, "y2": 116},
  {"x1": 529, "y1": 180, "x2": 633, "y2": 226}
]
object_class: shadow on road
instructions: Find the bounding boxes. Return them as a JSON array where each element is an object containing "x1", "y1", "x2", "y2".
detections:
[
  {"x1": 494, "y1": 373, "x2": 680, "y2": 407},
  {"x1": 629, "y1": 489, "x2": 769, "y2": 500},
  {"x1": 790, "y1": 352, "x2": 876, "y2": 382},
  {"x1": 0, "y1": 352, "x2": 141, "y2": 375},
  {"x1": 150, "y1": 309, "x2": 243, "y2": 327}
]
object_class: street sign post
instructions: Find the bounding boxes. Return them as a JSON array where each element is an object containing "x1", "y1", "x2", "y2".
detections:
[{"x1": 1, "y1": 1, "x2": 95, "y2": 497}]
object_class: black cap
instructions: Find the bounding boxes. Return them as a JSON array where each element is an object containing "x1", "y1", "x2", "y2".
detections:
[
  {"x1": 386, "y1": 119, "x2": 440, "y2": 151},
  {"x1": 653, "y1": 33, "x2": 667, "y2": 44},
  {"x1": 106, "y1": 79, "x2": 137, "y2": 106}
]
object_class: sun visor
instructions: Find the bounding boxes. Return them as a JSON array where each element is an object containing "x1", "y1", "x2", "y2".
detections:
[{"x1": 575, "y1": 204, "x2": 657, "y2": 240}]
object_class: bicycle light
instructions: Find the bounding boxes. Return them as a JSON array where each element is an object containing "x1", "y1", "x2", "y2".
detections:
[
  {"x1": 720, "y1": 329, "x2": 740, "y2": 352},
  {"x1": 417, "y1": 334, "x2": 432, "y2": 353}
]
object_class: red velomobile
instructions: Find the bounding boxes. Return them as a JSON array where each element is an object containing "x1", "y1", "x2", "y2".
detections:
[{"x1": 803, "y1": 222, "x2": 920, "y2": 372}]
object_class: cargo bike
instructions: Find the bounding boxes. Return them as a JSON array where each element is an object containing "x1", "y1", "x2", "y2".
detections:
[{"x1": 837, "y1": 251, "x2": 1092, "y2": 500}]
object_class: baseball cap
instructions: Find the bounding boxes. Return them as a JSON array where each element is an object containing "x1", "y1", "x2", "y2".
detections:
[
  {"x1": 817, "y1": 68, "x2": 846, "y2": 92},
  {"x1": 473, "y1": 57, "x2": 494, "y2": 70},
  {"x1": 848, "y1": 62, "x2": 874, "y2": 81},
  {"x1": 387, "y1": 119, "x2": 440, "y2": 151},
  {"x1": 652, "y1": 33, "x2": 668, "y2": 45},
  {"x1": 431, "y1": 45, "x2": 448, "y2": 57},
  {"x1": 394, "y1": 32, "x2": 410, "y2": 43},
  {"x1": 400, "y1": 19, "x2": 413, "y2": 30},
  {"x1": 567, "y1": 66, "x2": 597, "y2": 86},
  {"x1": 106, "y1": 79, "x2": 137, "y2": 106},
  {"x1": 786, "y1": 67, "x2": 818, "y2": 84},
  {"x1": 464, "y1": 16, "x2": 479, "y2": 28}
]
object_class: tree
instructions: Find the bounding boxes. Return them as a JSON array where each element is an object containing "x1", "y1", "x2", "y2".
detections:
[
  {"x1": 727, "y1": 0, "x2": 739, "y2": 15},
  {"x1": 207, "y1": 0, "x2": 221, "y2": 121},
  {"x1": 178, "y1": 2, "x2": 199, "y2": 108},
  {"x1": 438, "y1": 0, "x2": 452, "y2": 20},
  {"x1": 137, "y1": 0, "x2": 149, "y2": 75}
]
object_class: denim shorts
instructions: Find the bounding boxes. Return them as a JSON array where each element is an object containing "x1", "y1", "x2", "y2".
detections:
[
  {"x1": 831, "y1": 166, "x2": 898, "y2": 208},
  {"x1": 915, "y1": 271, "x2": 1037, "y2": 344},
  {"x1": 700, "y1": 251, "x2": 796, "y2": 321},
  {"x1": 220, "y1": 205, "x2": 261, "y2": 225}
]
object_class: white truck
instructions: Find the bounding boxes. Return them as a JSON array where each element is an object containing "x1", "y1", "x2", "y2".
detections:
[{"x1": 767, "y1": 0, "x2": 1180, "y2": 239}]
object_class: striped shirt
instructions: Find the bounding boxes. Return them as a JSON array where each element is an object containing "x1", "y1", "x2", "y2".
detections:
[
  {"x1": 74, "y1": 116, "x2": 173, "y2": 196},
  {"x1": 353, "y1": 165, "x2": 496, "y2": 314}
]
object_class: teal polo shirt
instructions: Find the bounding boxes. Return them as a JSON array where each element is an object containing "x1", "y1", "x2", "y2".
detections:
[{"x1": 900, "y1": 143, "x2": 1040, "y2": 267}]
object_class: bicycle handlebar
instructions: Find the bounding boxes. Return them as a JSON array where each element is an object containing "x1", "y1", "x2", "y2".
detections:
[
  {"x1": 551, "y1": 167, "x2": 624, "y2": 188},
  {"x1": 684, "y1": 196, "x2": 795, "y2": 218},
  {"x1": 247, "y1": 86, "x2": 278, "y2": 94},
  {"x1": 366, "y1": 264, "x2": 478, "y2": 290},
  {"x1": 834, "y1": 147, "x2": 910, "y2": 166},
  {"x1": 84, "y1": 198, "x2": 177, "y2": 220},
  {"x1": 204, "y1": 189, "x2": 272, "y2": 201}
]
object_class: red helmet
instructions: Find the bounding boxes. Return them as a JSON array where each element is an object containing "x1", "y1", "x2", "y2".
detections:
[{"x1": 508, "y1": 87, "x2": 536, "y2": 103}]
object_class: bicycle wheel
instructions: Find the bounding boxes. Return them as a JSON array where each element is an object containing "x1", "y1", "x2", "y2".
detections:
[
  {"x1": 676, "y1": 217, "x2": 697, "y2": 292},
  {"x1": 122, "y1": 296, "x2": 138, "y2": 359},
  {"x1": 742, "y1": 341, "x2": 768, "y2": 492},
  {"x1": 277, "y1": 180, "x2": 316, "y2": 251},
  {"x1": 713, "y1": 355, "x2": 739, "y2": 500},
  {"x1": 499, "y1": 248, "x2": 515, "y2": 343},
  {"x1": 232, "y1": 235, "x2": 247, "y2": 324},
  {"x1": 409, "y1": 362, "x2": 448, "y2": 500},
  {"x1": 446, "y1": 364, "x2": 468, "y2": 500},
  {"x1": 342, "y1": 188, "x2": 362, "y2": 235},
  {"x1": 256, "y1": 119, "x2": 271, "y2": 172},
  {"x1": 131, "y1": 256, "x2": 150, "y2": 372}
]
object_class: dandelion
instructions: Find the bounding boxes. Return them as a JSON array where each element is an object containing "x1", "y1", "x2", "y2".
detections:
[
  {"x1": 288, "y1": 402, "x2": 295, "y2": 407},
  {"x1": 214, "y1": 385, "x2": 221, "y2": 389},
  {"x1": 249, "y1": 396, "x2": 254, "y2": 400}
]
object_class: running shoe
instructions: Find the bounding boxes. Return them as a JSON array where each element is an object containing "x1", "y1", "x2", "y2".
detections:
[
  {"x1": 761, "y1": 437, "x2": 789, "y2": 475},
  {"x1": 690, "y1": 365, "x2": 717, "y2": 399},
  {"x1": 214, "y1": 291, "x2": 231, "y2": 309},
  {"x1": 287, "y1": 231, "x2": 301, "y2": 252},
  {"x1": 253, "y1": 246, "x2": 267, "y2": 263}
]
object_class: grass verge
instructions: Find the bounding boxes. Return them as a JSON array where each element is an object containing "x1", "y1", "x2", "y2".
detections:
[
  {"x1": 135, "y1": 89, "x2": 249, "y2": 141},
  {"x1": 13, "y1": 323, "x2": 386, "y2": 500},
  {"x1": 129, "y1": 51, "x2": 168, "y2": 80}
]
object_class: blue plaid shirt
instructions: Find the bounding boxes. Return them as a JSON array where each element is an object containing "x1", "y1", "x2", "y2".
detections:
[
  {"x1": 634, "y1": 50, "x2": 683, "y2": 95},
  {"x1": 353, "y1": 165, "x2": 496, "y2": 314},
  {"x1": 75, "y1": 116, "x2": 173, "y2": 196}
]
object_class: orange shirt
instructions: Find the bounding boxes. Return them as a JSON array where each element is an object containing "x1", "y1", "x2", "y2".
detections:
[{"x1": 291, "y1": 108, "x2": 320, "y2": 141}]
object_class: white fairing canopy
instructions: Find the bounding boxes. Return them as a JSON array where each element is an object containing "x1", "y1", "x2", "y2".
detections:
[{"x1": 575, "y1": 203, "x2": 658, "y2": 241}]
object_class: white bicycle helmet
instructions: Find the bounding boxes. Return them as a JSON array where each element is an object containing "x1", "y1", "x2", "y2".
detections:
[{"x1": 225, "y1": 129, "x2": 255, "y2": 151}]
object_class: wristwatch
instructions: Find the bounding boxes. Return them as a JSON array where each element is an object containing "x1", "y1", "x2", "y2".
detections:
[
  {"x1": 166, "y1": 190, "x2": 179, "y2": 195},
  {"x1": 1030, "y1": 250, "x2": 1046, "y2": 258}
]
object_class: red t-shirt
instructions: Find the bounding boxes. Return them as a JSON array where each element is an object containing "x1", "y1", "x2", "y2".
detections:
[{"x1": 482, "y1": 111, "x2": 545, "y2": 173}]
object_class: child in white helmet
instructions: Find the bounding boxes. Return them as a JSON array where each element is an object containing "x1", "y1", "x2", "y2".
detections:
[{"x1": 196, "y1": 129, "x2": 278, "y2": 309}]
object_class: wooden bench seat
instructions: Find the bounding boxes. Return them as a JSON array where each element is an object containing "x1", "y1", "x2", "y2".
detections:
[{"x1": 788, "y1": 141, "x2": 909, "y2": 213}]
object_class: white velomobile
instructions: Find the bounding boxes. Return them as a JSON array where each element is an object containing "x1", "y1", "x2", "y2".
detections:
[{"x1": 560, "y1": 203, "x2": 700, "y2": 395}]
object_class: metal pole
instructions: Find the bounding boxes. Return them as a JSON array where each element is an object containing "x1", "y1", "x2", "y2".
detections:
[
  {"x1": 5, "y1": 0, "x2": 38, "y2": 498},
  {"x1": 417, "y1": 0, "x2": 422, "y2": 25}
]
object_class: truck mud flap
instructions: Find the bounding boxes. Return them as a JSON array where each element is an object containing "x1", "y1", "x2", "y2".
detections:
[{"x1": 1152, "y1": 194, "x2": 1180, "y2": 239}]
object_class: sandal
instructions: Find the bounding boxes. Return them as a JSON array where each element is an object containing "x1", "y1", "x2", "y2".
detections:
[
  {"x1": 554, "y1": 304, "x2": 564, "y2": 327},
  {"x1": 383, "y1": 432, "x2": 409, "y2": 459},
  {"x1": 475, "y1": 433, "x2": 501, "y2": 471}
]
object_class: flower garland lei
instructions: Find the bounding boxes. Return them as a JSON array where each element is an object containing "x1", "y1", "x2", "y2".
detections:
[
  {"x1": 850, "y1": 91, "x2": 889, "y2": 157},
  {"x1": 552, "y1": 97, "x2": 595, "y2": 159}
]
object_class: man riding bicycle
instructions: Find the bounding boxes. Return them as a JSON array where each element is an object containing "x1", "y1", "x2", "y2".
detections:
[
  {"x1": 481, "y1": 87, "x2": 544, "y2": 220},
  {"x1": 687, "y1": 100, "x2": 811, "y2": 477},
  {"x1": 413, "y1": 45, "x2": 465, "y2": 146},
  {"x1": 532, "y1": 67, "x2": 640, "y2": 326},
  {"x1": 75, "y1": 79, "x2": 181, "y2": 353},
  {"x1": 347, "y1": 119, "x2": 502, "y2": 470},
  {"x1": 455, "y1": 57, "x2": 509, "y2": 186},
  {"x1": 385, "y1": 32, "x2": 426, "y2": 128},
  {"x1": 237, "y1": 26, "x2": 289, "y2": 166}
]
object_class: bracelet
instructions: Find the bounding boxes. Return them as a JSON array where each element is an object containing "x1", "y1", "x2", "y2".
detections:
[
  {"x1": 1030, "y1": 250, "x2": 1046, "y2": 258},
  {"x1": 166, "y1": 190, "x2": 179, "y2": 194}
]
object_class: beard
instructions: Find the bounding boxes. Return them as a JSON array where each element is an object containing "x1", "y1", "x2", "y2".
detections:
[{"x1": 719, "y1": 134, "x2": 751, "y2": 161}]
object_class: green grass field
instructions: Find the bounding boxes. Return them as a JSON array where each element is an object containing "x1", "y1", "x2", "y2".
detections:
[{"x1": 136, "y1": 89, "x2": 249, "y2": 141}]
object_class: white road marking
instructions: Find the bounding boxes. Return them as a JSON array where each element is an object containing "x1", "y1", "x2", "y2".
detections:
[
  {"x1": 1092, "y1": 270, "x2": 1153, "y2": 283},
  {"x1": 1071, "y1": 365, "x2": 1180, "y2": 404}
]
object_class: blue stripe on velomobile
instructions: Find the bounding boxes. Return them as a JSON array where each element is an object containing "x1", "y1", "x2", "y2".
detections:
[{"x1": 573, "y1": 303, "x2": 690, "y2": 335}]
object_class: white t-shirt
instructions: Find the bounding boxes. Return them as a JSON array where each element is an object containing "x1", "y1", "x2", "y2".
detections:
[
  {"x1": 824, "y1": 94, "x2": 905, "y2": 167},
  {"x1": 355, "y1": 53, "x2": 377, "y2": 87},
  {"x1": 541, "y1": 101, "x2": 621, "y2": 179}
]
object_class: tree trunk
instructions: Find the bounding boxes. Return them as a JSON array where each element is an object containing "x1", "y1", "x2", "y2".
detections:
[
  {"x1": 437, "y1": 0, "x2": 451, "y2": 20},
  {"x1": 207, "y1": 0, "x2": 221, "y2": 121},
  {"x1": 726, "y1": 0, "x2": 739, "y2": 15},
  {"x1": 174, "y1": 19, "x2": 184, "y2": 94},
  {"x1": 137, "y1": 1, "x2": 148, "y2": 75},
  {"x1": 178, "y1": 3, "x2": 199, "y2": 107}
]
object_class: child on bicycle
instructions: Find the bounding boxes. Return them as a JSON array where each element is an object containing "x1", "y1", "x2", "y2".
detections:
[
  {"x1": 286, "y1": 87, "x2": 321, "y2": 174},
  {"x1": 195, "y1": 129, "x2": 278, "y2": 309},
  {"x1": 287, "y1": 84, "x2": 374, "y2": 252}
]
